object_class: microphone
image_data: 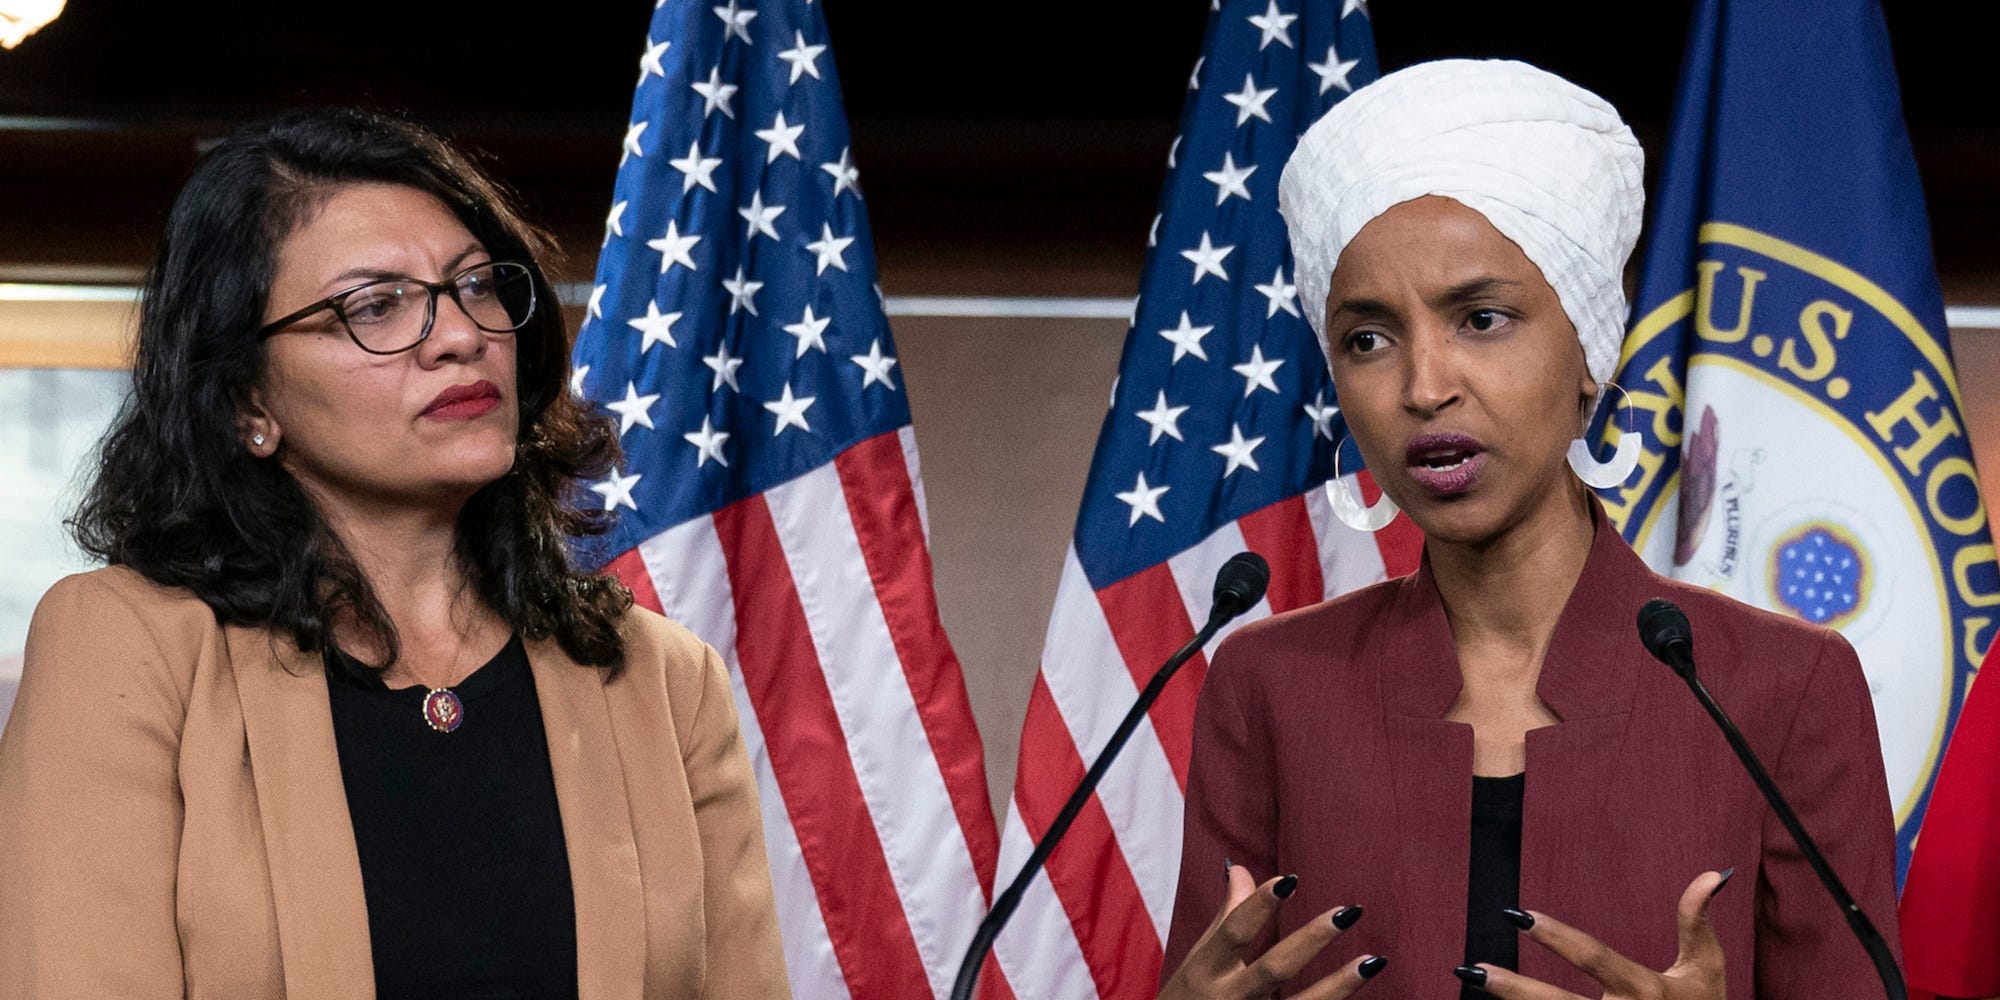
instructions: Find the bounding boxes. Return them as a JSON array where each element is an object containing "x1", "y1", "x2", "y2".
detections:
[
  {"x1": 948, "y1": 552, "x2": 1271, "y2": 1000},
  {"x1": 1635, "y1": 598, "x2": 1906, "y2": 1000}
]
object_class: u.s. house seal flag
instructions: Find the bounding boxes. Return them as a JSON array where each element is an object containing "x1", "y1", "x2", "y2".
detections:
[{"x1": 1603, "y1": 0, "x2": 1994, "y2": 883}]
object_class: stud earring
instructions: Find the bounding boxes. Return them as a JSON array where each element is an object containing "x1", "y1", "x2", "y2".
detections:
[
  {"x1": 252, "y1": 433, "x2": 266, "y2": 447},
  {"x1": 1329, "y1": 434, "x2": 1399, "y2": 532},
  {"x1": 1568, "y1": 382, "x2": 1640, "y2": 488}
]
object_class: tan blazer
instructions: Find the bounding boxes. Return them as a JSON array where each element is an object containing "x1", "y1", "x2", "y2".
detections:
[{"x1": 0, "y1": 566, "x2": 792, "y2": 999}]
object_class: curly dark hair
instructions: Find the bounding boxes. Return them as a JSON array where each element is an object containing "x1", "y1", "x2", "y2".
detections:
[{"x1": 71, "y1": 107, "x2": 631, "y2": 672}]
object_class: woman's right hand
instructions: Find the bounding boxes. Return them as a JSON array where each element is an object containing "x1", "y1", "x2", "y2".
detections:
[{"x1": 1158, "y1": 864, "x2": 1385, "y2": 1000}]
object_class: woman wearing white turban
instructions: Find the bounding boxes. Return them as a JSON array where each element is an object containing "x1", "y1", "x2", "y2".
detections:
[{"x1": 1157, "y1": 60, "x2": 1901, "y2": 1000}]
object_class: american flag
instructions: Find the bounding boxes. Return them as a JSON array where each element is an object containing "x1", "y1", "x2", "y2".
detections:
[
  {"x1": 569, "y1": 2, "x2": 999, "y2": 997},
  {"x1": 987, "y1": 2, "x2": 1412, "y2": 996}
]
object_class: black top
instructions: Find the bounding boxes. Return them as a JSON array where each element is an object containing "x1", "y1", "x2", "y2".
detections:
[
  {"x1": 325, "y1": 635, "x2": 580, "y2": 1000},
  {"x1": 1463, "y1": 772, "x2": 1525, "y2": 997}
]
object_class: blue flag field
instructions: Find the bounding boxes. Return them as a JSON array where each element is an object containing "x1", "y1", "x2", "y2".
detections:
[{"x1": 1605, "y1": 0, "x2": 1998, "y2": 882}]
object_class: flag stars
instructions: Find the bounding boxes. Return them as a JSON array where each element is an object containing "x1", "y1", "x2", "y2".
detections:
[
  {"x1": 1135, "y1": 390, "x2": 1190, "y2": 444},
  {"x1": 603, "y1": 201, "x2": 627, "y2": 244},
  {"x1": 587, "y1": 284, "x2": 606, "y2": 322},
  {"x1": 764, "y1": 383, "x2": 817, "y2": 436},
  {"x1": 822, "y1": 147, "x2": 861, "y2": 197},
  {"x1": 626, "y1": 300, "x2": 683, "y2": 352},
  {"x1": 784, "y1": 304, "x2": 831, "y2": 356},
  {"x1": 606, "y1": 382, "x2": 660, "y2": 435},
  {"x1": 1247, "y1": 1, "x2": 1297, "y2": 50},
  {"x1": 1304, "y1": 390, "x2": 1339, "y2": 440},
  {"x1": 777, "y1": 30, "x2": 827, "y2": 84},
  {"x1": 1308, "y1": 42, "x2": 1360, "y2": 95},
  {"x1": 620, "y1": 120, "x2": 648, "y2": 166},
  {"x1": 684, "y1": 416, "x2": 730, "y2": 468},
  {"x1": 1223, "y1": 74, "x2": 1278, "y2": 127},
  {"x1": 1203, "y1": 151, "x2": 1257, "y2": 205},
  {"x1": 723, "y1": 266, "x2": 764, "y2": 315},
  {"x1": 669, "y1": 142, "x2": 723, "y2": 193},
  {"x1": 648, "y1": 220, "x2": 701, "y2": 273},
  {"x1": 1233, "y1": 344, "x2": 1285, "y2": 397},
  {"x1": 1116, "y1": 472, "x2": 1170, "y2": 527},
  {"x1": 851, "y1": 339, "x2": 899, "y2": 390},
  {"x1": 704, "y1": 344, "x2": 745, "y2": 392},
  {"x1": 637, "y1": 37, "x2": 671, "y2": 82},
  {"x1": 1181, "y1": 231, "x2": 1235, "y2": 284},
  {"x1": 1158, "y1": 310, "x2": 1215, "y2": 363},
  {"x1": 569, "y1": 364, "x2": 590, "y2": 399},
  {"x1": 1343, "y1": 0, "x2": 1370, "y2": 18},
  {"x1": 1188, "y1": 55, "x2": 1204, "y2": 91},
  {"x1": 692, "y1": 67, "x2": 740, "y2": 119},
  {"x1": 713, "y1": 0, "x2": 757, "y2": 44},
  {"x1": 1255, "y1": 266, "x2": 1300, "y2": 318},
  {"x1": 756, "y1": 110, "x2": 806, "y2": 163},
  {"x1": 1212, "y1": 424, "x2": 1267, "y2": 476},
  {"x1": 591, "y1": 468, "x2": 643, "y2": 511},
  {"x1": 805, "y1": 223, "x2": 855, "y2": 275},
  {"x1": 739, "y1": 190, "x2": 786, "y2": 241}
]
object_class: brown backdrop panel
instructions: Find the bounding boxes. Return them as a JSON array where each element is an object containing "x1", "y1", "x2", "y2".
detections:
[{"x1": 894, "y1": 314, "x2": 1129, "y2": 819}]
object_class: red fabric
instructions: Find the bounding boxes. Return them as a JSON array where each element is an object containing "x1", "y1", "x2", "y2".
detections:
[{"x1": 1902, "y1": 647, "x2": 2000, "y2": 1000}]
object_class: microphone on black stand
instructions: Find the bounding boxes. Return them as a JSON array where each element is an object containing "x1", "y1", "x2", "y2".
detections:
[
  {"x1": 1635, "y1": 597, "x2": 1907, "y2": 1000},
  {"x1": 948, "y1": 552, "x2": 1272, "y2": 1000}
]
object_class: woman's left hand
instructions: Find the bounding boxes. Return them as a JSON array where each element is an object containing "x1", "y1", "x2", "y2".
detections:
[{"x1": 1463, "y1": 869, "x2": 1729, "y2": 999}]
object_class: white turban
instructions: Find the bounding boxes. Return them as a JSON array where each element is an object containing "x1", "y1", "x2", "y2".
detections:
[{"x1": 1278, "y1": 59, "x2": 1644, "y2": 385}]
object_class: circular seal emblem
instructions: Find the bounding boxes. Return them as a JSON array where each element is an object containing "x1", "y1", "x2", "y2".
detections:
[
  {"x1": 423, "y1": 688, "x2": 464, "y2": 733},
  {"x1": 1605, "y1": 222, "x2": 1999, "y2": 867},
  {"x1": 1769, "y1": 523, "x2": 1868, "y2": 627}
]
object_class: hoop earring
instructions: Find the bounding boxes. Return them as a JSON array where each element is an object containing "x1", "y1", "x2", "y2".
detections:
[
  {"x1": 1329, "y1": 434, "x2": 1399, "y2": 532},
  {"x1": 1568, "y1": 381, "x2": 1641, "y2": 489}
]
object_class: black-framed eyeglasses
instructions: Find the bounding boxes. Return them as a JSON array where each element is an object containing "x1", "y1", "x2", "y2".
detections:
[{"x1": 255, "y1": 260, "x2": 537, "y2": 355}]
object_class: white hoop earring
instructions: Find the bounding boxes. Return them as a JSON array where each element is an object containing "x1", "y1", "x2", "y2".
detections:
[
  {"x1": 1329, "y1": 434, "x2": 1399, "y2": 532},
  {"x1": 1568, "y1": 382, "x2": 1641, "y2": 489}
]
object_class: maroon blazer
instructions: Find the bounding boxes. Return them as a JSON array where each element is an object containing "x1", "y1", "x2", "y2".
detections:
[{"x1": 1161, "y1": 510, "x2": 1902, "y2": 998}]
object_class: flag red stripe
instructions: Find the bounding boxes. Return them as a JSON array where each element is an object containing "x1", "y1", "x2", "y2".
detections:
[
  {"x1": 834, "y1": 432, "x2": 1002, "y2": 896},
  {"x1": 604, "y1": 548, "x2": 664, "y2": 615},
  {"x1": 1358, "y1": 471, "x2": 1425, "y2": 577},
  {"x1": 1012, "y1": 675, "x2": 1164, "y2": 999},
  {"x1": 711, "y1": 495, "x2": 932, "y2": 997},
  {"x1": 1238, "y1": 497, "x2": 1327, "y2": 613},
  {"x1": 1095, "y1": 563, "x2": 1206, "y2": 790}
]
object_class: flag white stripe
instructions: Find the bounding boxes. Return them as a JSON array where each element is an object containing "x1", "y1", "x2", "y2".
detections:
[
  {"x1": 1036, "y1": 548, "x2": 1189, "y2": 942},
  {"x1": 635, "y1": 518, "x2": 854, "y2": 1000},
  {"x1": 898, "y1": 425, "x2": 932, "y2": 544},
  {"x1": 764, "y1": 465, "x2": 990, "y2": 1000},
  {"x1": 1164, "y1": 521, "x2": 1275, "y2": 652},
  {"x1": 991, "y1": 804, "x2": 1101, "y2": 1000}
]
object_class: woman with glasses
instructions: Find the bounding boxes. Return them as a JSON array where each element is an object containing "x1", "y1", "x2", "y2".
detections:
[{"x1": 0, "y1": 108, "x2": 790, "y2": 999}]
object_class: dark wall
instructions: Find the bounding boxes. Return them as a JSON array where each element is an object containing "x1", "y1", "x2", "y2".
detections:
[{"x1": 0, "y1": 1, "x2": 1993, "y2": 294}]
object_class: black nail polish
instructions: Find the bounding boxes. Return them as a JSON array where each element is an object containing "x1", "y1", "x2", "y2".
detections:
[
  {"x1": 1501, "y1": 907, "x2": 1534, "y2": 930},
  {"x1": 1272, "y1": 873, "x2": 1299, "y2": 899},
  {"x1": 1358, "y1": 955, "x2": 1388, "y2": 979},
  {"x1": 1453, "y1": 965, "x2": 1488, "y2": 988},
  {"x1": 1223, "y1": 856, "x2": 1232, "y2": 881},
  {"x1": 1332, "y1": 905, "x2": 1364, "y2": 930},
  {"x1": 1714, "y1": 866, "x2": 1736, "y2": 894}
]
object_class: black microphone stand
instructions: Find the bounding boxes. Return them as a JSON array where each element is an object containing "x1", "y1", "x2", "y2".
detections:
[
  {"x1": 1642, "y1": 602, "x2": 1907, "y2": 1000},
  {"x1": 947, "y1": 589, "x2": 1253, "y2": 1000}
]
